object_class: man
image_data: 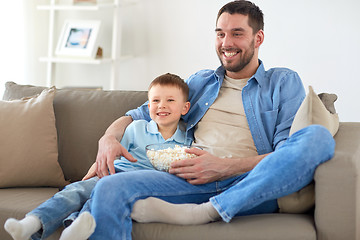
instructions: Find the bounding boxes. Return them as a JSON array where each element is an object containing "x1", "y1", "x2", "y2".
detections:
[{"x1": 88, "y1": 1, "x2": 335, "y2": 239}]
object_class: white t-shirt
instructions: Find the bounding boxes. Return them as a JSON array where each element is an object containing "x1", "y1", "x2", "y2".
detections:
[{"x1": 193, "y1": 75, "x2": 258, "y2": 158}]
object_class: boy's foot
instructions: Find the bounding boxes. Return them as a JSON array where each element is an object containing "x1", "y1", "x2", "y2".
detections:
[
  {"x1": 4, "y1": 215, "x2": 41, "y2": 240},
  {"x1": 59, "y1": 211, "x2": 96, "y2": 240}
]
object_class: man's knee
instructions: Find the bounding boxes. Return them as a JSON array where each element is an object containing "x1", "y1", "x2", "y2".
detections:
[
  {"x1": 300, "y1": 124, "x2": 335, "y2": 160},
  {"x1": 91, "y1": 175, "x2": 124, "y2": 201}
]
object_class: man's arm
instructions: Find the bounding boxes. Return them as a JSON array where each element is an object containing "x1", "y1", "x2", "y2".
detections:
[
  {"x1": 169, "y1": 148, "x2": 271, "y2": 185},
  {"x1": 83, "y1": 116, "x2": 135, "y2": 180},
  {"x1": 96, "y1": 115, "x2": 137, "y2": 178}
]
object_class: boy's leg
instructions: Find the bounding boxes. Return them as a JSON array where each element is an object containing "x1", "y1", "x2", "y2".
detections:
[
  {"x1": 60, "y1": 198, "x2": 95, "y2": 240},
  {"x1": 5, "y1": 177, "x2": 98, "y2": 240},
  {"x1": 211, "y1": 125, "x2": 335, "y2": 222},
  {"x1": 59, "y1": 212, "x2": 96, "y2": 240},
  {"x1": 63, "y1": 197, "x2": 92, "y2": 228}
]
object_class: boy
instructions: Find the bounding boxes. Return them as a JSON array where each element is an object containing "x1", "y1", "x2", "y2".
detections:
[{"x1": 4, "y1": 73, "x2": 191, "y2": 240}]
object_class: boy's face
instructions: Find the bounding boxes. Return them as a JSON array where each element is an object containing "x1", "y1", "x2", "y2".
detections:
[{"x1": 148, "y1": 84, "x2": 190, "y2": 130}]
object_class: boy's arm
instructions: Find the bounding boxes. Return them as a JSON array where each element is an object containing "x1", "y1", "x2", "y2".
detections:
[{"x1": 82, "y1": 116, "x2": 135, "y2": 180}]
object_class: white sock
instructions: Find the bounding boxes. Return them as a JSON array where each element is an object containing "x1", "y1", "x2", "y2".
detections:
[
  {"x1": 4, "y1": 215, "x2": 41, "y2": 240},
  {"x1": 59, "y1": 212, "x2": 96, "y2": 240},
  {"x1": 131, "y1": 197, "x2": 220, "y2": 225}
]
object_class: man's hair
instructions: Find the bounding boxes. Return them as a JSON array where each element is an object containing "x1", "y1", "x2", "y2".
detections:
[
  {"x1": 148, "y1": 73, "x2": 189, "y2": 101},
  {"x1": 217, "y1": 0, "x2": 264, "y2": 33}
]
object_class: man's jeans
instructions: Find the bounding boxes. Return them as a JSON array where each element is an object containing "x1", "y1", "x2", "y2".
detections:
[
  {"x1": 89, "y1": 125, "x2": 335, "y2": 240},
  {"x1": 28, "y1": 177, "x2": 99, "y2": 239}
]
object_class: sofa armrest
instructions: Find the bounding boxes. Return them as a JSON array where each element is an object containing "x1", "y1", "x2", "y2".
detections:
[{"x1": 314, "y1": 122, "x2": 360, "y2": 240}]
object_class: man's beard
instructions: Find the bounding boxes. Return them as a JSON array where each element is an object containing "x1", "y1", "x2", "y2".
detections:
[{"x1": 217, "y1": 40, "x2": 255, "y2": 73}]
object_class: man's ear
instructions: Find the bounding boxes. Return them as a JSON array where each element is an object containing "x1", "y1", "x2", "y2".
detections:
[
  {"x1": 182, "y1": 101, "x2": 191, "y2": 115},
  {"x1": 254, "y1": 30, "x2": 264, "y2": 48}
]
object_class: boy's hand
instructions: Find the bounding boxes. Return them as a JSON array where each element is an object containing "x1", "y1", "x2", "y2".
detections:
[
  {"x1": 82, "y1": 162, "x2": 97, "y2": 180},
  {"x1": 95, "y1": 134, "x2": 137, "y2": 178}
]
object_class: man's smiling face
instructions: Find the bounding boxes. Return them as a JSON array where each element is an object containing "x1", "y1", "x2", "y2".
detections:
[{"x1": 215, "y1": 13, "x2": 257, "y2": 77}]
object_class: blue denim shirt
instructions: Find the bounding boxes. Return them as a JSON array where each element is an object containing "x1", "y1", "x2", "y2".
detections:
[{"x1": 126, "y1": 60, "x2": 305, "y2": 155}]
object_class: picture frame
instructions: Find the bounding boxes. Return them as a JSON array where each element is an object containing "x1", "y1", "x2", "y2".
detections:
[{"x1": 55, "y1": 20, "x2": 101, "y2": 58}]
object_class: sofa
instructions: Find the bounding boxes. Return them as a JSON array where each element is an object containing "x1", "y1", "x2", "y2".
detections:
[{"x1": 0, "y1": 81, "x2": 359, "y2": 240}]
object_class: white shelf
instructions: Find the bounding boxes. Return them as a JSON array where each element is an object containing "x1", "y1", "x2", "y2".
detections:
[
  {"x1": 39, "y1": 55, "x2": 132, "y2": 64},
  {"x1": 38, "y1": 0, "x2": 134, "y2": 90},
  {"x1": 37, "y1": 1, "x2": 137, "y2": 11},
  {"x1": 39, "y1": 57, "x2": 113, "y2": 64},
  {"x1": 37, "y1": 3, "x2": 115, "y2": 11}
]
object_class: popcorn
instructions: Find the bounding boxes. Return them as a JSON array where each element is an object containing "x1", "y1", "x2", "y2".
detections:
[{"x1": 146, "y1": 145, "x2": 197, "y2": 172}]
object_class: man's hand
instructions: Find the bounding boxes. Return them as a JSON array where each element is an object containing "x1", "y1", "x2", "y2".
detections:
[
  {"x1": 169, "y1": 148, "x2": 270, "y2": 185},
  {"x1": 95, "y1": 134, "x2": 136, "y2": 178},
  {"x1": 169, "y1": 148, "x2": 232, "y2": 185}
]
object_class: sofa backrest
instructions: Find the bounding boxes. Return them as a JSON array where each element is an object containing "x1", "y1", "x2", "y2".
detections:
[{"x1": 3, "y1": 82, "x2": 148, "y2": 182}]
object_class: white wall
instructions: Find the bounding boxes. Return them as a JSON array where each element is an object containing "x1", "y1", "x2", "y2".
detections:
[
  {"x1": 258, "y1": 0, "x2": 360, "y2": 123},
  {"x1": 0, "y1": 1, "x2": 26, "y2": 98},
  {"x1": 2, "y1": 0, "x2": 359, "y2": 122}
]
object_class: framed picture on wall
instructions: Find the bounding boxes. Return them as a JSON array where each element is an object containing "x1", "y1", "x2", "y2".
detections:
[{"x1": 55, "y1": 20, "x2": 101, "y2": 58}]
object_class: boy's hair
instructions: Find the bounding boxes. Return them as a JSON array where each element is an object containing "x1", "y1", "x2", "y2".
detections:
[
  {"x1": 217, "y1": 0, "x2": 264, "y2": 33},
  {"x1": 148, "y1": 73, "x2": 189, "y2": 101}
]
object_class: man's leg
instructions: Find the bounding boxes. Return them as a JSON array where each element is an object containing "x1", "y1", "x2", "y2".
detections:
[
  {"x1": 211, "y1": 125, "x2": 335, "y2": 222},
  {"x1": 131, "y1": 174, "x2": 277, "y2": 225},
  {"x1": 89, "y1": 170, "x2": 224, "y2": 240},
  {"x1": 131, "y1": 125, "x2": 334, "y2": 225},
  {"x1": 131, "y1": 197, "x2": 221, "y2": 224}
]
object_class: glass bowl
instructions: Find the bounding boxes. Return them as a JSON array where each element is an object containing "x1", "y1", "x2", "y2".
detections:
[{"x1": 146, "y1": 143, "x2": 196, "y2": 172}]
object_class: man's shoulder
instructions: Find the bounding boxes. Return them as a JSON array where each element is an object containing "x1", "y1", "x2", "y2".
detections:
[
  {"x1": 256, "y1": 60, "x2": 298, "y2": 81},
  {"x1": 189, "y1": 69, "x2": 217, "y2": 79},
  {"x1": 263, "y1": 66, "x2": 301, "y2": 85},
  {"x1": 253, "y1": 63, "x2": 303, "y2": 91},
  {"x1": 186, "y1": 67, "x2": 224, "y2": 88},
  {"x1": 188, "y1": 66, "x2": 225, "y2": 79},
  {"x1": 265, "y1": 66, "x2": 298, "y2": 77}
]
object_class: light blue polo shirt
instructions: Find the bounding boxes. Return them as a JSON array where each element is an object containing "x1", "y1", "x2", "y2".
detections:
[
  {"x1": 114, "y1": 120, "x2": 193, "y2": 172},
  {"x1": 126, "y1": 60, "x2": 305, "y2": 155}
]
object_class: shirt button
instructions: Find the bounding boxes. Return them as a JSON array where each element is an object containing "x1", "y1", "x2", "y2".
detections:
[
  {"x1": 191, "y1": 124, "x2": 194, "y2": 127},
  {"x1": 205, "y1": 102, "x2": 209, "y2": 106}
]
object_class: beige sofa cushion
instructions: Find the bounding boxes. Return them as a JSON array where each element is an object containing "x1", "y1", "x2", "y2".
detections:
[
  {"x1": 289, "y1": 86, "x2": 339, "y2": 136},
  {"x1": 132, "y1": 214, "x2": 316, "y2": 240},
  {"x1": 278, "y1": 86, "x2": 339, "y2": 213},
  {"x1": 0, "y1": 88, "x2": 68, "y2": 188},
  {"x1": 3, "y1": 82, "x2": 148, "y2": 182},
  {"x1": 0, "y1": 188, "x2": 63, "y2": 240}
]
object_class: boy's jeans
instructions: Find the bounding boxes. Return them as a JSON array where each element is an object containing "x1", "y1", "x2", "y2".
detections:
[
  {"x1": 28, "y1": 177, "x2": 99, "y2": 239},
  {"x1": 90, "y1": 125, "x2": 335, "y2": 240}
]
